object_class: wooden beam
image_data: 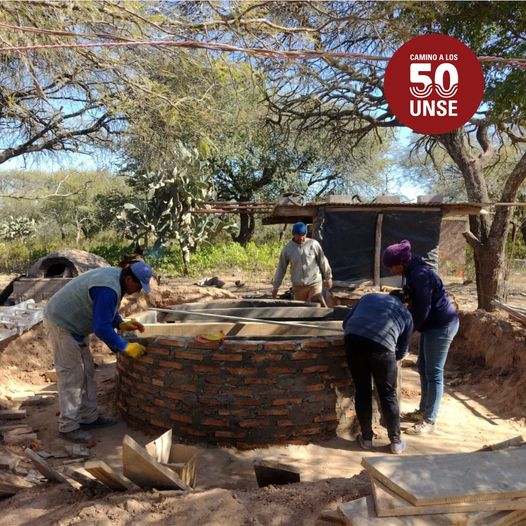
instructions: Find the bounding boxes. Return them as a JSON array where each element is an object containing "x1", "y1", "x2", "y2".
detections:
[{"x1": 373, "y1": 213, "x2": 383, "y2": 287}]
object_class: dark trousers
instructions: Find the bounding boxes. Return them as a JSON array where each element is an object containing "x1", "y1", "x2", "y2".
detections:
[{"x1": 344, "y1": 334, "x2": 401, "y2": 442}]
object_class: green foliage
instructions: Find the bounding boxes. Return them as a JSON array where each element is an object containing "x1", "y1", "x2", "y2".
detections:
[
  {"x1": 0, "y1": 216, "x2": 36, "y2": 241},
  {"x1": 0, "y1": 241, "x2": 56, "y2": 274}
]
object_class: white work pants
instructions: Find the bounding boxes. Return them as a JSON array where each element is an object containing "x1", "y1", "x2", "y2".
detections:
[{"x1": 43, "y1": 317, "x2": 98, "y2": 432}]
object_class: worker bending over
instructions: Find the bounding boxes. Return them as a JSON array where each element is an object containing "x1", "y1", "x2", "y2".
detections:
[
  {"x1": 272, "y1": 222, "x2": 333, "y2": 306},
  {"x1": 43, "y1": 262, "x2": 153, "y2": 443},
  {"x1": 343, "y1": 291, "x2": 413, "y2": 454}
]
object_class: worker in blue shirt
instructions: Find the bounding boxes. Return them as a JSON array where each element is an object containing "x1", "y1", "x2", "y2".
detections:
[
  {"x1": 43, "y1": 262, "x2": 153, "y2": 443},
  {"x1": 343, "y1": 291, "x2": 413, "y2": 454}
]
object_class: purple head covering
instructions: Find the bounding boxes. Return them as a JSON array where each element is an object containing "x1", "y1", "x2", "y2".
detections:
[{"x1": 382, "y1": 240, "x2": 412, "y2": 268}]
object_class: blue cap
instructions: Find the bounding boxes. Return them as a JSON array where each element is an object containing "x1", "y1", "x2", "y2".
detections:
[
  {"x1": 130, "y1": 262, "x2": 153, "y2": 293},
  {"x1": 292, "y1": 222, "x2": 307, "y2": 235}
]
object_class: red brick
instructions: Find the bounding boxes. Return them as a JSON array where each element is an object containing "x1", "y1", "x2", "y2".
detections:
[
  {"x1": 133, "y1": 363, "x2": 148, "y2": 372},
  {"x1": 232, "y1": 398, "x2": 262, "y2": 406},
  {"x1": 198, "y1": 397, "x2": 223, "y2": 405},
  {"x1": 305, "y1": 383, "x2": 325, "y2": 392},
  {"x1": 223, "y1": 341, "x2": 259, "y2": 352},
  {"x1": 136, "y1": 383, "x2": 156, "y2": 394},
  {"x1": 211, "y1": 353, "x2": 243, "y2": 362},
  {"x1": 143, "y1": 406, "x2": 157, "y2": 414},
  {"x1": 329, "y1": 338, "x2": 345, "y2": 347},
  {"x1": 256, "y1": 408, "x2": 288, "y2": 416},
  {"x1": 140, "y1": 356, "x2": 155, "y2": 365},
  {"x1": 128, "y1": 371, "x2": 141, "y2": 381},
  {"x1": 277, "y1": 419, "x2": 294, "y2": 426},
  {"x1": 165, "y1": 391, "x2": 187, "y2": 401},
  {"x1": 153, "y1": 398, "x2": 174, "y2": 408},
  {"x1": 244, "y1": 378, "x2": 275, "y2": 385},
  {"x1": 302, "y1": 426, "x2": 325, "y2": 435},
  {"x1": 188, "y1": 339, "x2": 221, "y2": 350},
  {"x1": 205, "y1": 376, "x2": 226, "y2": 384},
  {"x1": 291, "y1": 351, "x2": 315, "y2": 360},
  {"x1": 266, "y1": 367, "x2": 295, "y2": 375},
  {"x1": 179, "y1": 427, "x2": 207, "y2": 437},
  {"x1": 300, "y1": 340, "x2": 330, "y2": 350},
  {"x1": 159, "y1": 360, "x2": 183, "y2": 369},
  {"x1": 271, "y1": 398, "x2": 303, "y2": 406},
  {"x1": 170, "y1": 413, "x2": 193, "y2": 424},
  {"x1": 215, "y1": 430, "x2": 246, "y2": 438},
  {"x1": 238, "y1": 419, "x2": 265, "y2": 428},
  {"x1": 251, "y1": 354, "x2": 283, "y2": 362},
  {"x1": 314, "y1": 414, "x2": 337, "y2": 423},
  {"x1": 202, "y1": 418, "x2": 225, "y2": 426},
  {"x1": 303, "y1": 365, "x2": 329, "y2": 373},
  {"x1": 232, "y1": 388, "x2": 253, "y2": 396},
  {"x1": 263, "y1": 342, "x2": 297, "y2": 351},
  {"x1": 179, "y1": 384, "x2": 198, "y2": 393},
  {"x1": 218, "y1": 408, "x2": 250, "y2": 417},
  {"x1": 226, "y1": 367, "x2": 257, "y2": 375},
  {"x1": 150, "y1": 418, "x2": 171, "y2": 429},
  {"x1": 152, "y1": 379, "x2": 164, "y2": 387},
  {"x1": 156, "y1": 338, "x2": 186, "y2": 348},
  {"x1": 309, "y1": 393, "x2": 330, "y2": 401},
  {"x1": 174, "y1": 351, "x2": 205, "y2": 361},
  {"x1": 145, "y1": 346, "x2": 172, "y2": 356},
  {"x1": 193, "y1": 365, "x2": 217, "y2": 373}
]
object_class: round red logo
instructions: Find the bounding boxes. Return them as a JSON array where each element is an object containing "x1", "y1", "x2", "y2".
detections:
[{"x1": 384, "y1": 34, "x2": 484, "y2": 135}]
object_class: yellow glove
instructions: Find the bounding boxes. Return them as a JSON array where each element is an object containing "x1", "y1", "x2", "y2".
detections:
[
  {"x1": 119, "y1": 319, "x2": 145, "y2": 333},
  {"x1": 124, "y1": 342, "x2": 146, "y2": 359}
]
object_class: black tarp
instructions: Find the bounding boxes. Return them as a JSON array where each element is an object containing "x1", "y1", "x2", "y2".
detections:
[{"x1": 317, "y1": 209, "x2": 442, "y2": 282}]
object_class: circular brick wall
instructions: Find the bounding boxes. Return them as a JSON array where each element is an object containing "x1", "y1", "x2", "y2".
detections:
[{"x1": 116, "y1": 335, "x2": 356, "y2": 448}]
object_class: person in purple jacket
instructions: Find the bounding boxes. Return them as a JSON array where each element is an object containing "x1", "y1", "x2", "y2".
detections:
[{"x1": 382, "y1": 240, "x2": 459, "y2": 435}]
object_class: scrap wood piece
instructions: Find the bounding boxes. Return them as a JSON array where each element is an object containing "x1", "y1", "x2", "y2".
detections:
[
  {"x1": 338, "y1": 495, "x2": 481, "y2": 525},
  {"x1": 3, "y1": 433, "x2": 38, "y2": 445},
  {"x1": 474, "y1": 509, "x2": 526, "y2": 526},
  {"x1": 145, "y1": 428, "x2": 172, "y2": 464},
  {"x1": 0, "y1": 471, "x2": 33, "y2": 497},
  {"x1": 1, "y1": 426, "x2": 33, "y2": 436},
  {"x1": 478, "y1": 436, "x2": 525, "y2": 452},
  {"x1": 24, "y1": 448, "x2": 67, "y2": 483},
  {"x1": 61, "y1": 466, "x2": 106, "y2": 490},
  {"x1": 318, "y1": 510, "x2": 345, "y2": 524},
  {"x1": 0, "y1": 448, "x2": 22, "y2": 471},
  {"x1": 84, "y1": 460, "x2": 134, "y2": 491},
  {"x1": 165, "y1": 444, "x2": 198, "y2": 488},
  {"x1": 0, "y1": 409, "x2": 26, "y2": 420},
  {"x1": 122, "y1": 434, "x2": 189, "y2": 491},
  {"x1": 492, "y1": 300, "x2": 526, "y2": 326},
  {"x1": 253, "y1": 459, "x2": 300, "y2": 488},
  {"x1": 361, "y1": 448, "x2": 526, "y2": 506},
  {"x1": 370, "y1": 476, "x2": 526, "y2": 517}
]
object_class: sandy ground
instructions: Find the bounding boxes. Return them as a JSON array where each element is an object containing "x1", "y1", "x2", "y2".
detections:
[{"x1": 0, "y1": 273, "x2": 524, "y2": 525}]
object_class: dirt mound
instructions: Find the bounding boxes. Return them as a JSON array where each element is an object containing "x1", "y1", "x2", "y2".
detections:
[
  {"x1": 0, "y1": 474, "x2": 370, "y2": 526},
  {"x1": 449, "y1": 309, "x2": 526, "y2": 419}
]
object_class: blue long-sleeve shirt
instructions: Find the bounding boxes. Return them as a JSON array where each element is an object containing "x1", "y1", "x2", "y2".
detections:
[
  {"x1": 404, "y1": 256, "x2": 458, "y2": 332},
  {"x1": 72, "y1": 286, "x2": 126, "y2": 352},
  {"x1": 342, "y1": 293, "x2": 413, "y2": 360}
]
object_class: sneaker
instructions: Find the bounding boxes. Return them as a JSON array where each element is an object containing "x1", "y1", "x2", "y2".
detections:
[
  {"x1": 80, "y1": 415, "x2": 118, "y2": 429},
  {"x1": 357, "y1": 434, "x2": 373, "y2": 450},
  {"x1": 59, "y1": 429, "x2": 94, "y2": 443},
  {"x1": 390, "y1": 440, "x2": 406, "y2": 454},
  {"x1": 401, "y1": 409, "x2": 423, "y2": 422},
  {"x1": 405, "y1": 421, "x2": 435, "y2": 435}
]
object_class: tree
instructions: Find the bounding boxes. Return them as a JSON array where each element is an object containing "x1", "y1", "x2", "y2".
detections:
[{"x1": 173, "y1": 1, "x2": 526, "y2": 309}]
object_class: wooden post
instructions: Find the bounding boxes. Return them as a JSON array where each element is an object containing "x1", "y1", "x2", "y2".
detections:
[{"x1": 374, "y1": 213, "x2": 384, "y2": 287}]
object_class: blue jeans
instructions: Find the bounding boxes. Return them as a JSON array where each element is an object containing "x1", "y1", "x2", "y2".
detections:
[{"x1": 417, "y1": 318, "x2": 459, "y2": 423}]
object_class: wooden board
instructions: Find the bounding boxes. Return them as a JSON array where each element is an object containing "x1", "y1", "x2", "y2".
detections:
[
  {"x1": 84, "y1": 460, "x2": 133, "y2": 491},
  {"x1": 0, "y1": 409, "x2": 26, "y2": 420},
  {"x1": 24, "y1": 448, "x2": 67, "y2": 483},
  {"x1": 145, "y1": 429, "x2": 172, "y2": 464},
  {"x1": 122, "y1": 434, "x2": 189, "y2": 491},
  {"x1": 0, "y1": 472, "x2": 32, "y2": 497},
  {"x1": 339, "y1": 495, "x2": 481, "y2": 525},
  {"x1": 61, "y1": 466, "x2": 105, "y2": 490},
  {"x1": 362, "y1": 448, "x2": 526, "y2": 506},
  {"x1": 371, "y1": 476, "x2": 526, "y2": 517}
]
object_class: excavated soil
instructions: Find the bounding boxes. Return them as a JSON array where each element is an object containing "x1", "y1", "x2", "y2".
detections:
[{"x1": 0, "y1": 278, "x2": 525, "y2": 525}]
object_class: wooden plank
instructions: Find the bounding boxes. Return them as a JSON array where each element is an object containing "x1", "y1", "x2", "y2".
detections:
[
  {"x1": 84, "y1": 460, "x2": 133, "y2": 491},
  {"x1": 145, "y1": 429, "x2": 172, "y2": 464},
  {"x1": 24, "y1": 448, "x2": 67, "y2": 483},
  {"x1": 121, "y1": 434, "x2": 189, "y2": 491},
  {"x1": 373, "y1": 213, "x2": 383, "y2": 287},
  {"x1": 318, "y1": 510, "x2": 345, "y2": 524},
  {"x1": 371, "y1": 476, "x2": 526, "y2": 517},
  {"x1": 0, "y1": 409, "x2": 26, "y2": 420},
  {"x1": 339, "y1": 495, "x2": 481, "y2": 525},
  {"x1": 4, "y1": 432, "x2": 37, "y2": 445},
  {"x1": 166, "y1": 444, "x2": 198, "y2": 488},
  {"x1": 0, "y1": 472, "x2": 33, "y2": 497},
  {"x1": 362, "y1": 448, "x2": 526, "y2": 506},
  {"x1": 62, "y1": 466, "x2": 106, "y2": 490}
]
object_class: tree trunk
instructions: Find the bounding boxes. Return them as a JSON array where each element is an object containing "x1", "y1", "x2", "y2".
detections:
[
  {"x1": 442, "y1": 129, "x2": 526, "y2": 311},
  {"x1": 234, "y1": 212, "x2": 255, "y2": 247}
]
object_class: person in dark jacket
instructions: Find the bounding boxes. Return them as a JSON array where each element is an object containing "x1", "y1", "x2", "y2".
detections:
[
  {"x1": 382, "y1": 240, "x2": 459, "y2": 435},
  {"x1": 343, "y1": 291, "x2": 413, "y2": 454}
]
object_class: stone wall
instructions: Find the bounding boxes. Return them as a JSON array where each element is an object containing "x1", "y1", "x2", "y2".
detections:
[{"x1": 116, "y1": 335, "x2": 356, "y2": 448}]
